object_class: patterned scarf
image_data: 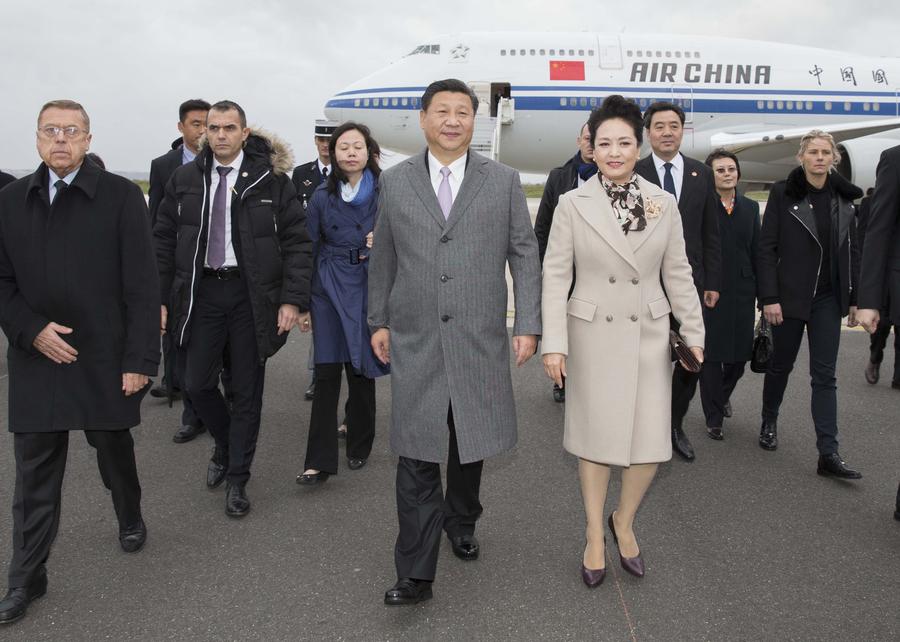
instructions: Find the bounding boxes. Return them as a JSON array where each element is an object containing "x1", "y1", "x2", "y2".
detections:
[{"x1": 600, "y1": 174, "x2": 646, "y2": 234}]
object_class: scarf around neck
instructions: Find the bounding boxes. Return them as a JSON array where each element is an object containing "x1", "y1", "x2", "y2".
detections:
[
  {"x1": 340, "y1": 168, "x2": 375, "y2": 207},
  {"x1": 600, "y1": 173, "x2": 646, "y2": 234}
]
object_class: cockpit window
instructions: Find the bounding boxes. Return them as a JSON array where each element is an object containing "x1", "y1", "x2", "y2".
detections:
[{"x1": 406, "y1": 44, "x2": 440, "y2": 56}]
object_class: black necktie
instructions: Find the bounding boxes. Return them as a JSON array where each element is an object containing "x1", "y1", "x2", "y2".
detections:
[
  {"x1": 663, "y1": 162, "x2": 677, "y2": 198},
  {"x1": 322, "y1": 166, "x2": 328, "y2": 179},
  {"x1": 52, "y1": 179, "x2": 67, "y2": 204}
]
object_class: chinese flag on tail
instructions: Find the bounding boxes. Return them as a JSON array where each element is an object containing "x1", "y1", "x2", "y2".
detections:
[{"x1": 549, "y1": 60, "x2": 585, "y2": 81}]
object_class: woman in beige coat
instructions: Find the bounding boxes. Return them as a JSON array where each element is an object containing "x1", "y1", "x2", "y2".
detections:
[{"x1": 542, "y1": 96, "x2": 704, "y2": 587}]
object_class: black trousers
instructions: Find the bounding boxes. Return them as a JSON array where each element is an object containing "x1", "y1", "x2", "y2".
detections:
[
  {"x1": 671, "y1": 363, "x2": 700, "y2": 429},
  {"x1": 394, "y1": 406, "x2": 484, "y2": 582},
  {"x1": 303, "y1": 362, "x2": 375, "y2": 474},
  {"x1": 869, "y1": 318, "x2": 900, "y2": 383},
  {"x1": 762, "y1": 293, "x2": 841, "y2": 456},
  {"x1": 172, "y1": 337, "x2": 234, "y2": 429},
  {"x1": 699, "y1": 361, "x2": 747, "y2": 428},
  {"x1": 185, "y1": 276, "x2": 266, "y2": 485},
  {"x1": 8, "y1": 430, "x2": 141, "y2": 588}
]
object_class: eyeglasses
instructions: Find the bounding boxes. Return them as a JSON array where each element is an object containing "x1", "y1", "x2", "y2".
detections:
[{"x1": 37, "y1": 126, "x2": 88, "y2": 139}]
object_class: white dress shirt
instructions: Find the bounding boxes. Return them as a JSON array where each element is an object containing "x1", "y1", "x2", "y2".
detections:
[
  {"x1": 206, "y1": 150, "x2": 243, "y2": 268},
  {"x1": 427, "y1": 150, "x2": 467, "y2": 204},
  {"x1": 652, "y1": 152, "x2": 684, "y2": 202},
  {"x1": 48, "y1": 166, "x2": 80, "y2": 203}
]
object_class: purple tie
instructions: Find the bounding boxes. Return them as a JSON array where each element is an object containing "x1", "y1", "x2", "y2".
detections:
[
  {"x1": 208, "y1": 166, "x2": 232, "y2": 269},
  {"x1": 438, "y1": 166, "x2": 452, "y2": 219}
]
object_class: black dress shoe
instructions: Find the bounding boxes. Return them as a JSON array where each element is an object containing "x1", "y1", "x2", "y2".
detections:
[
  {"x1": 0, "y1": 567, "x2": 47, "y2": 625},
  {"x1": 206, "y1": 449, "x2": 227, "y2": 489},
  {"x1": 347, "y1": 458, "x2": 367, "y2": 470},
  {"x1": 150, "y1": 385, "x2": 181, "y2": 400},
  {"x1": 173, "y1": 424, "x2": 206, "y2": 444},
  {"x1": 304, "y1": 378, "x2": 315, "y2": 401},
  {"x1": 817, "y1": 454, "x2": 862, "y2": 480},
  {"x1": 384, "y1": 578, "x2": 433, "y2": 605},
  {"x1": 671, "y1": 425, "x2": 695, "y2": 461},
  {"x1": 723, "y1": 401, "x2": 732, "y2": 418},
  {"x1": 296, "y1": 471, "x2": 331, "y2": 485},
  {"x1": 225, "y1": 482, "x2": 250, "y2": 518},
  {"x1": 759, "y1": 420, "x2": 778, "y2": 451},
  {"x1": 119, "y1": 519, "x2": 147, "y2": 553},
  {"x1": 552, "y1": 383, "x2": 565, "y2": 403},
  {"x1": 706, "y1": 425, "x2": 724, "y2": 440},
  {"x1": 447, "y1": 533, "x2": 479, "y2": 560},
  {"x1": 865, "y1": 361, "x2": 880, "y2": 385}
]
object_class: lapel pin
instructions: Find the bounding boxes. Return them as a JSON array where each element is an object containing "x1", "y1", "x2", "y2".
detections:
[
  {"x1": 691, "y1": 171, "x2": 698, "y2": 177},
  {"x1": 242, "y1": 171, "x2": 248, "y2": 178}
]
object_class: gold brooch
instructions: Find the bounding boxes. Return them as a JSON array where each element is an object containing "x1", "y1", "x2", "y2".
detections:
[{"x1": 644, "y1": 199, "x2": 662, "y2": 219}]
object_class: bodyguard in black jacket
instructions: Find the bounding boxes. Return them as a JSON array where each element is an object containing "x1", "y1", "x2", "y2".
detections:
[
  {"x1": 155, "y1": 101, "x2": 313, "y2": 517},
  {"x1": 756, "y1": 131, "x2": 862, "y2": 479}
]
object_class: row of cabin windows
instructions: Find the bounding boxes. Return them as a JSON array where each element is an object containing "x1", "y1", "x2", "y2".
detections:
[
  {"x1": 557, "y1": 96, "x2": 692, "y2": 109},
  {"x1": 353, "y1": 97, "x2": 421, "y2": 108},
  {"x1": 626, "y1": 50, "x2": 701, "y2": 59},
  {"x1": 755, "y1": 99, "x2": 881, "y2": 112},
  {"x1": 500, "y1": 48, "x2": 595, "y2": 57}
]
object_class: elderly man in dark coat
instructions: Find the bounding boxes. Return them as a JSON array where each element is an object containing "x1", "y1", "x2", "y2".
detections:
[
  {"x1": 369, "y1": 79, "x2": 542, "y2": 605},
  {"x1": 0, "y1": 100, "x2": 160, "y2": 625}
]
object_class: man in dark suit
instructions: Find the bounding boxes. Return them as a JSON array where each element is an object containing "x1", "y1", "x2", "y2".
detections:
[
  {"x1": 0, "y1": 100, "x2": 159, "y2": 624},
  {"x1": 0, "y1": 171, "x2": 15, "y2": 190},
  {"x1": 155, "y1": 101, "x2": 313, "y2": 518},
  {"x1": 635, "y1": 101, "x2": 722, "y2": 461},
  {"x1": 855, "y1": 144, "x2": 900, "y2": 521},
  {"x1": 534, "y1": 122, "x2": 595, "y2": 402},
  {"x1": 291, "y1": 120, "x2": 336, "y2": 400},
  {"x1": 147, "y1": 100, "x2": 216, "y2": 444}
]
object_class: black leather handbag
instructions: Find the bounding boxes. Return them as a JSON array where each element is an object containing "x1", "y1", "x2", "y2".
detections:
[{"x1": 750, "y1": 316, "x2": 774, "y2": 373}]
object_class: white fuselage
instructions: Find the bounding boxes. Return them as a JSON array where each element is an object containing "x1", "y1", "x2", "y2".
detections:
[{"x1": 324, "y1": 32, "x2": 900, "y2": 186}]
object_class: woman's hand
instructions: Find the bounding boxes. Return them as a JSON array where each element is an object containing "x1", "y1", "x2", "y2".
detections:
[
  {"x1": 763, "y1": 303, "x2": 783, "y2": 326},
  {"x1": 365, "y1": 231, "x2": 374, "y2": 249},
  {"x1": 542, "y1": 353, "x2": 567, "y2": 388},
  {"x1": 683, "y1": 346, "x2": 704, "y2": 371}
]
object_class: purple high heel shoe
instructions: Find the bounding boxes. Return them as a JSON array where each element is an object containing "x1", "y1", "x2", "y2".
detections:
[
  {"x1": 608, "y1": 513, "x2": 645, "y2": 578},
  {"x1": 581, "y1": 536, "x2": 607, "y2": 587}
]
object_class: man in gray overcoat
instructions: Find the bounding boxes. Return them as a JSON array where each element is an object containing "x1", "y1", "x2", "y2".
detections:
[{"x1": 368, "y1": 79, "x2": 542, "y2": 605}]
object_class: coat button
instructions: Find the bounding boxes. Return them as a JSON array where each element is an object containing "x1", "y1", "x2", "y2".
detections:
[
  {"x1": 630, "y1": 314, "x2": 638, "y2": 322},
  {"x1": 631, "y1": 278, "x2": 639, "y2": 284},
  {"x1": 440, "y1": 235, "x2": 449, "y2": 243},
  {"x1": 609, "y1": 276, "x2": 616, "y2": 283},
  {"x1": 441, "y1": 314, "x2": 451, "y2": 322},
  {"x1": 606, "y1": 315, "x2": 613, "y2": 322},
  {"x1": 440, "y1": 274, "x2": 449, "y2": 282}
]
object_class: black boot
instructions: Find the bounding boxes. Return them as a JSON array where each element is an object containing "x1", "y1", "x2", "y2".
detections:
[
  {"x1": 817, "y1": 454, "x2": 862, "y2": 480},
  {"x1": 671, "y1": 424, "x2": 695, "y2": 461},
  {"x1": 759, "y1": 420, "x2": 778, "y2": 451}
]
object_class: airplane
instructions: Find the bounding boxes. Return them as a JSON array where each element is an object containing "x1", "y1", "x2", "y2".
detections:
[{"x1": 323, "y1": 32, "x2": 900, "y2": 189}]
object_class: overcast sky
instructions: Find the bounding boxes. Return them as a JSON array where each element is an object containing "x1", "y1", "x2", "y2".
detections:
[{"x1": 1, "y1": 0, "x2": 898, "y2": 175}]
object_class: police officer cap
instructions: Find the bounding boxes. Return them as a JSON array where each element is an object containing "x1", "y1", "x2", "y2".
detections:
[{"x1": 314, "y1": 119, "x2": 339, "y2": 138}]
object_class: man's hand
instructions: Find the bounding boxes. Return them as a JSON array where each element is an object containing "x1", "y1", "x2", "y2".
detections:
[
  {"x1": 542, "y1": 353, "x2": 566, "y2": 388},
  {"x1": 703, "y1": 290, "x2": 720, "y2": 308},
  {"x1": 513, "y1": 335, "x2": 538, "y2": 367},
  {"x1": 847, "y1": 306, "x2": 859, "y2": 328},
  {"x1": 763, "y1": 303, "x2": 783, "y2": 326},
  {"x1": 298, "y1": 312, "x2": 311, "y2": 333},
  {"x1": 160, "y1": 305, "x2": 168, "y2": 336},
  {"x1": 122, "y1": 373, "x2": 149, "y2": 396},
  {"x1": 855, "y1": 308, "x2": 880, "y2": 334},
  {"x1": 33, "y1": 322, "x2": 78, "y2": 364},
  {"x1": 682, "y1": 346, "x2": 704, "y2": 371},
  {"x1": 371, "y1": 328, "x2": 390, "y2": 364},
  {"x1": 277, "y1": 304, "x2": 302, "y2": 336}
]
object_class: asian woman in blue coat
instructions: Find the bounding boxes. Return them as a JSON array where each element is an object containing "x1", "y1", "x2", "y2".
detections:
[{"x1": 298, "y1": 123, "x2": 390, "y2": 484}]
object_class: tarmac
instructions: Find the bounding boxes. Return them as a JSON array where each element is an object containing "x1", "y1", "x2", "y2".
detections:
[{"x1": 0, "y1": 323, "x2": 898, "y2": 641}]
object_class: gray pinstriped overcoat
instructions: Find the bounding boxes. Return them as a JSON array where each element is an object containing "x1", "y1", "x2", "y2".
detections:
[{"x1": 367, "y1": 150, "x2": 542, "y2": 464}]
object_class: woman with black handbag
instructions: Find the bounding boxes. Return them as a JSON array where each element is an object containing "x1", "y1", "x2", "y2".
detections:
[
  {"x1": 698, "y1": 150, "x2": 760, "y2": 440},
  {"x1": 756, "y1": 130, "x2": 862, "y2": 479}
]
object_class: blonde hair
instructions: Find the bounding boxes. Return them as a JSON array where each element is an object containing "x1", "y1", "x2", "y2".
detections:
[{"x1": 797, "y1": 129, "x2": 841, "y2": 166}]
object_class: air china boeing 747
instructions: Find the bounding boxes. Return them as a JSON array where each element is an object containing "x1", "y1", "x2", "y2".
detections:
[{"x1": 324, "y1": 32, "x2": 900, "y2": 187}]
